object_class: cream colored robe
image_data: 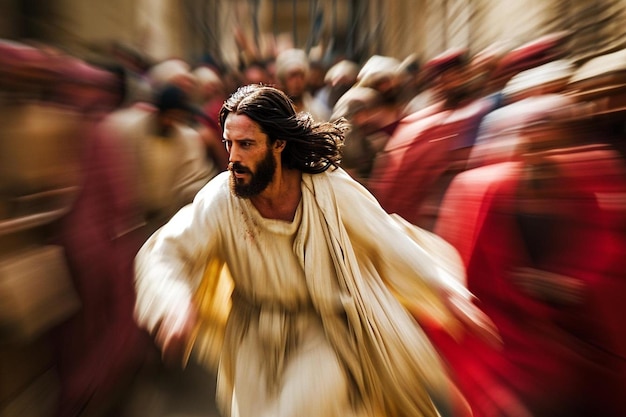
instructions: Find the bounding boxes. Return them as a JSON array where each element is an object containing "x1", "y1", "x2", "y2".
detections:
[{"x1": 134, "y1": 168, "x2": 469, "y2": 417}]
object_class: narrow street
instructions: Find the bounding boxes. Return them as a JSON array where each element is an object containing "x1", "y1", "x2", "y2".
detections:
[{"x1": 120, "y1": 361, "x2": 220, "y2": 417}]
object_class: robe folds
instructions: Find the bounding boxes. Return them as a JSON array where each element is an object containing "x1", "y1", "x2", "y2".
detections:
[{"x1": 135, "y1": 168, "x2": 470, "y2": 417}]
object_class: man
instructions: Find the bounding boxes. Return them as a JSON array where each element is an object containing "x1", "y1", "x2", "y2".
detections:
[
  {"x1": 274, "y1": 48, "x2": 327, "y2": 121},
  {"x1": 102, "y1": 84, "x2": 218, "y2": 234},
  {"x1": 134, "y1": 84, "x2": 497, "y2": 417},
  {"x1": 192, "y1": 65, "x2": 230, "y2": 170}
]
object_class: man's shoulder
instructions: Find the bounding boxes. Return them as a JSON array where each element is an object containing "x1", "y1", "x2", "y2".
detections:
[
  {"x1": 195, "y1": 171, "x2": 232, "y2": 205},
  {"x1": 310, "y1": 168, "x2": 373, "y2": 202}
]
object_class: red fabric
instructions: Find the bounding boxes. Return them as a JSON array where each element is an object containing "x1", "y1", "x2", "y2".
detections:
[
  {"x1": 369, "y1": 98, "x2": 493, "y2": 227},
  {"x1": 431, "y1": 147, "x2": 626, "y2": 416},
  {"x1": 199, "y1": 99, "x2": 223, "y2": 132},
  {"x1": 491, "y1": 31, "x2": 569, "y2": 81},
  {"x1": 53, "y1": 121, "x2": 150, "y2": 417}
]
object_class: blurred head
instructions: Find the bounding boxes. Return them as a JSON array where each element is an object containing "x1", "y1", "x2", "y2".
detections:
[
  {"x1": 243, "y1": 61, "x2": 271, "y2": 85},
  {"x1": 502, "y1": 59, "x2": 574, "y2": 103},
  {"x1": 154, "y1": 84, "x2": 195, "y2": 136},
  {"x1": 192, "y1": 66, "x2": 224, "y2": 103},
  {"x1": 148, "y1": 59, "x2": 196, "y2": 97},
  {"x1": 275, "y1": 48, "x2": 310, "y2": 100},
  {"x1": 357, "y1": 55, "x2": 403, "y2": 104},
  {"x1": 325, "y1": 59, "x2": 360, "y2": 106},
  {"x1": 308, "y1": 60, "x2": 327, "y2": 94},
  {"x1": 468, "y1": 40, "x2": 516, "y2": 96},
  {"x1": 332, "y1": 86, "x2": 386, "y2": 134}
]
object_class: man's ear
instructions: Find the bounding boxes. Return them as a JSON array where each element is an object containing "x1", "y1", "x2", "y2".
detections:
[{"x1": 274, "y1": 139, "x2": 286, "y2": 151}]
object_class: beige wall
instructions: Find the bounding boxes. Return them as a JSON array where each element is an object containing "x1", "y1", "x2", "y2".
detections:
[
  {"x1": 472, "y1": 0, "x2": 552, "y2": 50},
  {"x1": 41, "y1": 0, "x2": 137, "y2": 57},
  {"x1": 13, "y1": 0, "x2": 187, "y2": 62},
  {"x1": 136, "y1": 0, "x2": 187, "y2": 61},
  {"x1": 4, "y1": 0, "x2": 624, "y2": 69},
  {"x1": 374, "y1": 0, "x2": 554, "y2": 61},
  {"x1": 374, "y1": 0, "x2": 430, "y2": 61}
]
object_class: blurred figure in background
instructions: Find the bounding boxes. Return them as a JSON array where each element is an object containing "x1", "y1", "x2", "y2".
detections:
[
  {"x1": 468, "y1": 59, "x2": 575, "y2": 169},
  {"x1": 101, "y1": 60, "x2": 218, "y2": 236},
  {"x1": 274, "y1": 48, "x2": 327, "y2": 121},
  {"x1": 51, "y1": 54, "x2": 151, "y2": 417},
  {"x1": 312, "y1": 59, "x2": 360, "y2": 122},
  {"x1": 367, "y1": 48, "x2": 496, "y2": 230},
  {"x1": 0, "y1": 40, "x2": 86, "y2": 417},
  {"x1": 331, "y1": 86, "x2": 386, "y2": 184},
  {"x1": 431, "y1": 47, "x2": 626, "y2": 416},
  {"x1": 193, "y1": 65, "x2": 230, "y2": 171},
  {"x1": 331, "y1": 55, "x2": 407, "y2": 186}
]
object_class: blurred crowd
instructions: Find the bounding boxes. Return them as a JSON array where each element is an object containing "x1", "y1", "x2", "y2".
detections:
[{"x1": 1, "y1": 27, "x2": 626, "y2": 417}]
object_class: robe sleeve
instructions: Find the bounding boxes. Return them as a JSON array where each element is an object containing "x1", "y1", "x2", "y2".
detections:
[{"x1": 134, "y1": 174, "x2": 226, "y2": 334}]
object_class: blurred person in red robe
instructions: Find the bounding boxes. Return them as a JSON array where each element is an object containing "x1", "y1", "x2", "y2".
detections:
[
  {"x1": 430, "y1": 54, "x2": 626, "y2": 415},
  {"x1": 193, "y1": 65, "x2": 230, "y2": 171},
  {"x1": 50, "y1": 55, "x2": 151, "y2": 417}
]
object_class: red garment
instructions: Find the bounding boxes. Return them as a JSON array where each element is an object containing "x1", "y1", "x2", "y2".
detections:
[
  {"x1": 198, "y1": 99, "x2": 230, "y2": 171},
  {"x1": 53, "y1": 120, "x2": 150, "y2": 417},
  {"x1": 369, "y1": 98, "x2": 493, "y2": 228},
  {"x1": 431, "y1": 146, "x2": 626, "y2": 416}
]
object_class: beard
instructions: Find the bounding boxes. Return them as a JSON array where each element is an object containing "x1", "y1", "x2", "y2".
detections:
[{"x1": 229, "y1": 147, "x2": 277, "y2": 198}]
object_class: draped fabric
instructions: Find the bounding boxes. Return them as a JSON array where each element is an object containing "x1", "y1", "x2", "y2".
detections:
[
  {"x1": 299, "y1": 170, "x2": 460, "y2": 417},
  {"x1": 136, "y1": 169, "x2": 468, "y2": 417}
]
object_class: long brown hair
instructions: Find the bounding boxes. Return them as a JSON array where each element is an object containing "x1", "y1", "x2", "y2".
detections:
[{"x1": 219, "y1": 84, "x2": 347, "y2": 173}]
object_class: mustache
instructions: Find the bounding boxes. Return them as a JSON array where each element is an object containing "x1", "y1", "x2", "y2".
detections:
[{"x1": 228, "y1": 162, "x2": 252, "y2": 174}]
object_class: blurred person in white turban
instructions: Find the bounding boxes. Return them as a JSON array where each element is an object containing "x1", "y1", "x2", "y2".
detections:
[
  {"x1": 330, "y1": 56, "x2": 409, "y2": 186},
  {"x1": 148, "y1": 58, "x2": 197, "y2": 98},
  {"x1": 274, "y1": 48, "x2": 327, "y2": 121},
  {"x1": 312, "y1": 59, "x2": 360, "y2": 122},
  {"x1": 134, "y1": 84, "x2": 499, "y2": 417}
]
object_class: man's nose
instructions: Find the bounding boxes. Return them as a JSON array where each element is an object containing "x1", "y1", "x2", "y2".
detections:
[{"x1": 228, "y1": 143, "x2": 240, "y2": 163}]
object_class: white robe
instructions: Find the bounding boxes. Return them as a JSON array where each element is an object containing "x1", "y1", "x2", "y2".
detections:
[{"x1": 134, "y1": 168, "x2": 469, "y2": 417}]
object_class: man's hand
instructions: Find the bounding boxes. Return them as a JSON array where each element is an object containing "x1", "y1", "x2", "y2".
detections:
[
  {"x1": 445, "y1": 292, "x2": 502, "y2": 348},
  {"x1": 154, "y1": 301, "x2": 198, "y2": 368}
]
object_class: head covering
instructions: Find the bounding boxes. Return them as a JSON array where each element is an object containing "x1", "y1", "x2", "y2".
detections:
[
  {"x1": 193, "y1": 66, "x2": 223, "y2": 90},
  {"x1": 331, "y1": 86, "x2": 382, "y2": 120},
  {"x1": 357, "y1": 55, "x2": 401, "y2": 88},
  {"x1": 568, "y1": 48, "x2": 626, "y2": 84},
  {"x1": 567, "y1": 48, "x2": 626, "y2": 115},
  {"x1": 422, "y1": 47, "x2": 468, "y2": 80},
  {"x1": 502, "y1": 59, "x2": 574, "y2": 99},
  {"x1": 490, "y1": 31, "x2": 570, "y2": 82},
  {"x1": 324, "y1": 60, "x2": 360, "y2": 87},
  {"x1": 275, "y1": 48, "x2": 309, "y2": 81},
  {"x1": 148, "y1": 59, "x2": 191, "y2": 90}
]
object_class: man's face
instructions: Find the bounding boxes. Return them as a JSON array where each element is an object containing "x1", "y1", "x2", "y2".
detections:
[
  {"x1": 223, "y1": 113, "x2": 278, "y2": 198},
  {"x1": 283, "y1": 69, "x2": 307, "y2": 100}
]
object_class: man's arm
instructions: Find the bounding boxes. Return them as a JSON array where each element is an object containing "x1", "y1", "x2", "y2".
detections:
[
  {"x1": 334, "y1": 170, "x2": 499, "y2": 345},
  {"x1": 134, "y1": 180, "x2": 222, "y2": 365}
]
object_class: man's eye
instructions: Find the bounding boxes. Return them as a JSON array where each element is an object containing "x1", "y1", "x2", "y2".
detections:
[{"x1": 241, "y1": 142, "x2": 252, "y2": 148}]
